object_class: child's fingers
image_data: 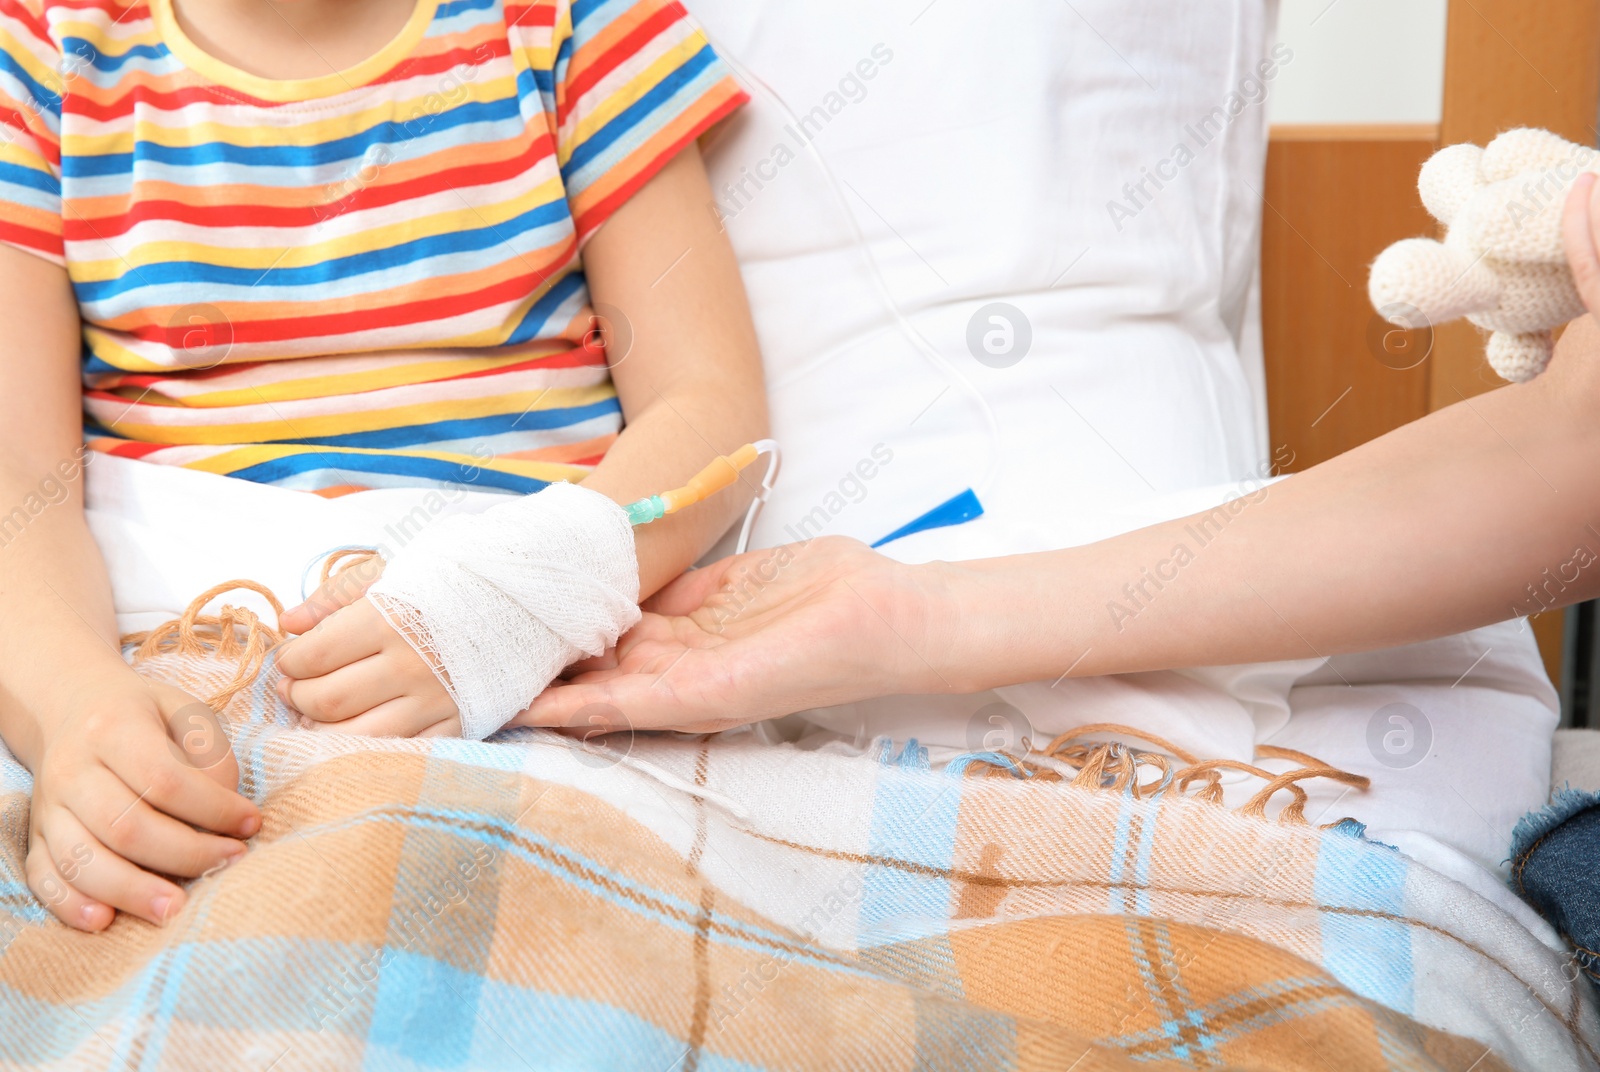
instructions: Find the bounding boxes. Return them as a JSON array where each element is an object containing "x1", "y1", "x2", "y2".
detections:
[
  {"x1": 1564, "y1": 173, "x2": 1600, "y2": 313},
  {"x1": 301, "y1": 696, "x2": 445, "y2": 737},
  {"x1": 25, "y1": 828, "x2": 112, "y2": 932},
  {"x1": 281, "y1": 557, "x2": 384, "y2": 635},
  {"x1": 280, "y1": 654, "x2": 411, "y2": 723},
  {"x1": 34, "y1": 808, "x2": 185, "y2": 926},
  {"x1": 102, "y1": 734, "x2": 261, "y2": 839},
  {"x1": 78, "y1": 771, "x2": 247, "y2": 879},
  {"x1": 151, "y1": 682, "x2": 233, "y2": 770},
  {"x1": 275, "y1": 600, "x2": 386, "y2": 680}
]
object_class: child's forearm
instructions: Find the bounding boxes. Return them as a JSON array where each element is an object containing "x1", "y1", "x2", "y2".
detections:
[
  {"x1": 0, "y1": 480, "x2": 134, "y2": 770},
  {"x1": 0, "y1": 28, "x2": 115, "y2": 743},
  {"x1": 580, "y1": 383, "x2": 766, "y2": 596},
  {"x1": 0, "y1": 280, "x2": 262, "y2": 930},
  {"x1": 0, "y1": 245, "x2": 138, "y2": 768},
  {"x1": 924, "y1": 316, "x2": 1600, "y2": 692},
  {"x1": 579, "y1": 144, "x2": 769, "y2": 597}
]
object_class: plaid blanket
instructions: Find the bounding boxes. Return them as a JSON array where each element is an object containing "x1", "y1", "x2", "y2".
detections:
[{"x1": 0, "y1": 642, "x2": 1594, "y2": 1071}]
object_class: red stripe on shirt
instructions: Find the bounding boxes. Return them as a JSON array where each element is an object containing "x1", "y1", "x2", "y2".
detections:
[
  {"x1": 121, "y1": 243, "x2": 577, "y2": 346},
  {"x1": 574, "y1": 89, "x2": 742, "y2": 240},
  {"x1": 560, "y1": 2, "x2": 685, "y2": 118},
  {"x1": 64, "y1": 133, "x2": 556, "y2": 240}
]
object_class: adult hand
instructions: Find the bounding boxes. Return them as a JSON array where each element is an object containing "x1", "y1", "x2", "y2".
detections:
[
  {"x1": 511, "y1": 537, "x2": 948, "y2": 733},
  {"x1": 1564, "y1": 171, "x2": 1600, "y2": 318}
]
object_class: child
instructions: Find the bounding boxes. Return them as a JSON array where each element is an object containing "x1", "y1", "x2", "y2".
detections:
[{"x1": 0, "y1": 0, "x2": 765, "y2": 930}]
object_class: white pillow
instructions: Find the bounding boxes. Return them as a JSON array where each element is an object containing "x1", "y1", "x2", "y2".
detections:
[{"x1": 688, "y1": 0, "x2": 1283, "y2": 559}]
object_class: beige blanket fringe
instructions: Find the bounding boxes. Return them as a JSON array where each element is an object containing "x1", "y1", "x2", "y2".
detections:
[{"x1": 968, "y1": 721, "x2": 1370, "y2": 826}]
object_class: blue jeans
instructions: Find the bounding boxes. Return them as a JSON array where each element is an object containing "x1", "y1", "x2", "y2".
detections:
[{"x1": 1512, "y1": 787, "x2": 1600, "y2": 985}]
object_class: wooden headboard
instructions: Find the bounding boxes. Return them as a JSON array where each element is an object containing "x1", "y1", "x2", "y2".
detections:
[{"x1": 1260, "y1": 0, "x2": 1600, "y2": 684}]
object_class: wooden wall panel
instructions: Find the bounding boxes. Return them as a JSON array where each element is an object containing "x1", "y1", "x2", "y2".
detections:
[
  {"x1": 1261, "y1": 132, "x2": 1437, "y2": 472},
  {"x1": 1439, "y1": 2, "x2": 1600, "y2": 155}
]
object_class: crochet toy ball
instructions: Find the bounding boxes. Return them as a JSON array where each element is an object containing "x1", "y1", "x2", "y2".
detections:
[{"x1": 1369, "y1": 127, "x2": 1600, "y2": 382}]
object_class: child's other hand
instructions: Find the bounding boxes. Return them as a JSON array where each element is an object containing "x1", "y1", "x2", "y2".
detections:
[
  {"x1": 29, "y1": 676, "x2": 260, "y2": 931},
  {"x1": 276, "y1": 580, "x2": 462, "y2": 737}
]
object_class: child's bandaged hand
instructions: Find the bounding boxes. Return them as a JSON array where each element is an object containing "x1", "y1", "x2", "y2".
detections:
[
  {"x1": 277, "y1": 483, "x2": 641, "y2": 740},
  {"x1": 276, "y1": 571, "x2": 463, "y2": 737}
]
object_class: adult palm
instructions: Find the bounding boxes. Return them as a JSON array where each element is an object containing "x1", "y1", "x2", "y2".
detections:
[{"x1": 512, "y1": 537, "x2": 942, "y2": 733}]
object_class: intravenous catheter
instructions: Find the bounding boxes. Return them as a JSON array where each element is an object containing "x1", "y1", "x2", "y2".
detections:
[{"x1": 623, "y1": 439, "x2": 781, "y2": 555}]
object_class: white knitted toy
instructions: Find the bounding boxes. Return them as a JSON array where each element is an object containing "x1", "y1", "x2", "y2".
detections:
[{"x1": 1369, "y1": 127, "x2": 1600, "y2": 382}]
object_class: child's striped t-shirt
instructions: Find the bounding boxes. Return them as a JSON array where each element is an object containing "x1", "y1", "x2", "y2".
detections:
[{"x1": 0, "y1": 0, "x2": 746, "y2": 494}]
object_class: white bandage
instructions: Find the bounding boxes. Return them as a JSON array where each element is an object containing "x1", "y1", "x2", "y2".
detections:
[{"x1": 366, "y1": 481, "x2": 641, "y2": 740}]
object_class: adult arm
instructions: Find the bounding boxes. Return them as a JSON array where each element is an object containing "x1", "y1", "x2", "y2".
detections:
[
  {"x1": 516, "y1": 175, "x2": 1600, "y2": 729},
  {"x1": 930, "y1": 316, "x2": 1600, "y2": 685},
  {"x1": 933, "y1": 173, "x2": 1600, "y2": 685}
]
